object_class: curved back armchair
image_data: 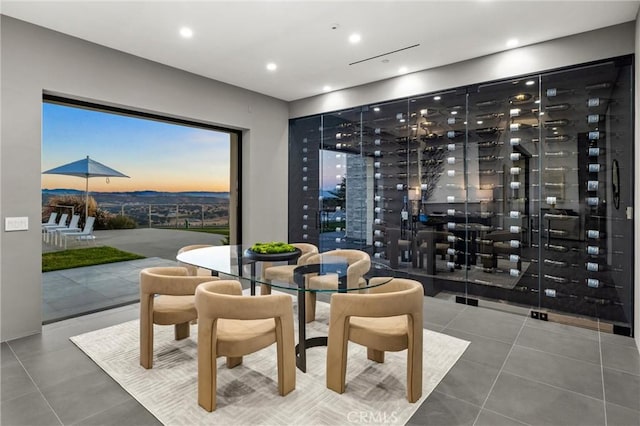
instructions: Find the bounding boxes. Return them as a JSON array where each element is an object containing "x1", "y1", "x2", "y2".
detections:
[
  {"x1": 305, "y1": 249, "x2": 371, "y2": 323},
  {"x1": 326, "y1": 277, "x2": 424, "y2": 402},
  {"x1": 260, "y1": 243, "x2": 319, "y2": 295},
  {"x1": 177, "y1": 244, "x2": 214, "y2": 276},
  {"x1": 139, "y1": 266, "x2": 218, "y2": 369},
  {"x1": 195, "y1": 280, "x2": 296, "y2": 412}
]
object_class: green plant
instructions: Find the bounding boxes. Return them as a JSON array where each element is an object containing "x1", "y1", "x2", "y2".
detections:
[
  {"x1": 42, "y1": 246, "x2": 145, "y2": 272},
  {"x1": 250, "y1": 241, "x2": 296, "y2": 254},
  {"x1": 106, "y1": 214, "x2": 137, "y2": 229}
]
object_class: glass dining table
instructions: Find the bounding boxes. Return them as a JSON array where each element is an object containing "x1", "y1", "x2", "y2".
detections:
[{"x1": 176, "y1": 244, "x2": 392, "y2": 372}]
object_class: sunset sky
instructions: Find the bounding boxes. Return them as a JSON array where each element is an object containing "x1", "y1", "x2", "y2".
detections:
[{"x1": 42, "y1": 103, "x2": 231, "y2": 192}]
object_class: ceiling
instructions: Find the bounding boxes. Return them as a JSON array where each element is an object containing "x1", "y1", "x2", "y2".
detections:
[{"x1": 2, "y1": 1, "x2": 639, "y2": 102}]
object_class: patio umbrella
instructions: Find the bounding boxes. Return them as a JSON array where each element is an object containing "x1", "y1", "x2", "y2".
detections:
[{"x1": 42, "y1": 155, "x2": 130, "y2": 220}]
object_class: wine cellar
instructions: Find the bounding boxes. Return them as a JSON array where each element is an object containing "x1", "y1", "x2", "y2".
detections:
[{"x1": 288, "y1": 56, "x2": 634, "y2": 335}]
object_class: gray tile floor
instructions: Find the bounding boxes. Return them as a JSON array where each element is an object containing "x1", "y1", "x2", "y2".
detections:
[{"x1": 2, "y1": 295, "x2": 639, "y2": 425}]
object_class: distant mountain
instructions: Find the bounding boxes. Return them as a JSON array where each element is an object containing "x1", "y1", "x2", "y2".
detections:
[{"x1": 42, "y1": 189, "x2": 229, "y2": 199}]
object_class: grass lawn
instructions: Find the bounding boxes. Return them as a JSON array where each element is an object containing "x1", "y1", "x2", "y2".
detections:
[{"x1": 43, "y1": 246, "x2": 145, "y2": 272}]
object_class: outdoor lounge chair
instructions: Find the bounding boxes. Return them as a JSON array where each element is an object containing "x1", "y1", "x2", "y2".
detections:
[
  {"x1": 41, "y1": 212, "x2": 58, "y2": 228},
  {"x1": 42, "y1": 213, "x2": 68, "y2": 242},
  {"x1": 60, "y1": 216, "x2": 96, "y2": 249},
  {"x1": 44, "y1": 214, "x2": 80, "y2": 244}
]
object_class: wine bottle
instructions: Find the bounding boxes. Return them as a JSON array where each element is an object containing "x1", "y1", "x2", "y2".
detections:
[
  {"x1": 476, "y1": 140, "x2": 501, "y2": 149},
  {"x1": 586, "y1": 245, "x2": 604, "y2": 255},
  {"x1": 509, "y1": 122, "x2": 535, "y2": 131},
  {"x1": 587, "y1": 180, "x2": 599, "y2": 191},
  {"x1": 446, "y1": 130, "x2": 466, "y2": 139},
  {"x1": 544, "y1": 259, "x2": 568, "y2": 268},
  {"x1": 586, "y1": 197, "x2": 600, "y2": 207},
  {"x1": 544, "y1": 150, "x2": 577, "y2": 157},
  {"x1": 545, "y1": 134, "x2": 570, "y2": 142},
  {"x1": 586, "y1": 97, "x2": 612, "y2": 108},
  {"x1": 544, "y1": 274, "x2": 569, "y2": 284},
  {"x1": 509, "y1": 93, "x2": 533, "y2": 104},
  {"x1": 545, "y1": 88, "x2": 573, "y2": 97},
  {"x1": 544, "y1": 288, "x2": 578, "y2": 299},
  {"x1": 478, "y1": 155, "x2": 503, "y2": 162},
  {"x1": 586, "y1": 278, "x2": 622, "y2": 289},
  {"x1": 588, "y1": 131, "x2": 605, "y2": 140},
  {"x1": 476, "y1": 99, "x2": 500, "y2": 108},
  {"x1": 587, "y1": 229, "x2": 605, "y2": 240},
  {"x1": 587, "y1": 114, "x2": 606, "y2": 124},
  {"x1": 546, "y1": 229, "x2": 569, "y2": 237},
  {"x1": 545, "y1": 103, "x2": 570, "y2": 112},
  {"x1": 583, "y1": 296, "x2": 622, "y2": 306},
  {"x1": 544, "y1": 119, "x2": 570, "y2": 127},
  {"x1": 544, "y1": 243, "x2": 570, "y2": 253},
  {"x1": 586, "y1": 262, "x2": 604, "y2": 272},
  {"x1": 422, "y1": 159, "x2": 444, "y2": 166},
  {"x1": 478, "y1": 169, "x2": 503, "y2": 175},
  {"x1": 475, "y1": 127, "x2": 502, "y2": 135},
  {"x1": 585, "y1": 82, "x2": 612, "y2": 91},
  {"x1": 395, "y1": 136, "x2": 419, "y2": 144},
  {"x1": 588, "y1": 163, "x2": 603, "y2": 173},
  {"x1": 396, "y1": 148, "x2": 418, "y2": 155},
  {"x1": 476, "y1": 112, "x2": 504, "y2": 120}
]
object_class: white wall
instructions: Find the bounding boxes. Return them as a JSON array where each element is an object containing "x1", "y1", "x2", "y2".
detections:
[
  {"x1": 290, "y1": 23, "x2": 635, "y2": 118},
  {"x1": 0, "y1": 16, "x2": 289, "y2": 341},
  {"x1": 291, "y1": 22, "x2": 639, "y2": 350}
]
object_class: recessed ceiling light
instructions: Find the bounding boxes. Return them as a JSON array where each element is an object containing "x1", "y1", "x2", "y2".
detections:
[
  {"x1": 323, "y1": 85, "x2": 332, "y2": 92},
  {"x1": 451, "y1": 111, "x2": 458, "y2": 115},
  {"x1": 506, "y1": 38, "x2": 519, "y2": 48},
  {"x1": 398, "y1": 66, "x2": 408, "y2": 74},
  {"x1": 434, "y1": 96, "x2": 441, "y2": 101},
  {"x1": 477, "y1": 120, "x2": 483, "y2": 125},
  {"x1": 525, "y1": 80, "x2": 535, "y2": 86},
  {"x1": 179, "y1": 27, "x2": 193, "y2": 38},
  {"x1": 373, "y1": 107, "x2": 380, "y2": 112},
  {"x1": 266, "y1": 62, "x2": 277, "y2": 71},
  {"x1": 349, "y1": 33, "x2": 361, "y2": 44}
]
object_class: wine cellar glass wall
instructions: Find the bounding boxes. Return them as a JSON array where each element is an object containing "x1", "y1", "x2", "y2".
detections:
[{"x1": 288, "y1": 57, "x2": 634, "y2": 334}]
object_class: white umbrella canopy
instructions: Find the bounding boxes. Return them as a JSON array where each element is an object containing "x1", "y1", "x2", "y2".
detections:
[{"x1": 42, "y1": 155, "x2": 130, "y2": 220}]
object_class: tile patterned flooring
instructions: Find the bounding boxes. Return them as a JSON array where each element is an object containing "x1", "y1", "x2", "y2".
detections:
[{"x1": 2, "y1": 294, "x2": 639, "y2": 425}]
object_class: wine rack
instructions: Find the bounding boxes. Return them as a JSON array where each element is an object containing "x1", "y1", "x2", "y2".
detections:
[{"x1": 288, "y1": 56, "x2": 634, "y2": 335}]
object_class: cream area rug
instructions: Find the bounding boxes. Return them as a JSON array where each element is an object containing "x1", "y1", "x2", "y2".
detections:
[{"x1": 71, "y1": 295, "x2": 469, "y2": 425}]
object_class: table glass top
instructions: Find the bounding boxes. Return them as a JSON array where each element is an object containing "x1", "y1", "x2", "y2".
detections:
[{"x1": 176, "y1": 245, "x2": 393, "y2": 292}]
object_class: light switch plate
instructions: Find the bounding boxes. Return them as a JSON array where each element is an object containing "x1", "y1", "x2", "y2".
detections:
[{"x1": 5, "y1": 217, "x2": 29, "y2": 231}]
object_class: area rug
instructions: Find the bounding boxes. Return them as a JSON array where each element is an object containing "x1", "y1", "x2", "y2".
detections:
[{"x1": 71, "y1": 296, "x2": 469, "y2": 425}]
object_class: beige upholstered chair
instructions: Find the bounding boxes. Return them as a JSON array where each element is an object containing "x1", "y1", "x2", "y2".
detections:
[
  {"x1": 326, "y1": 277, "x2": 424, "y2": 403},
  {"x1": 139, "y1": 267, "x2": 218, "y2": 369},
  {"x1": 177, "y1": 244, "x2": 214, "y2": 276},
  {"x1": 305, "y1": 249, "x2": 371, "y2": 323},
  {"x1": 195, "y1": 280, "x2": 296, "y2": 412},
  {"x1": 260, "y1": 243, "x2": 319, "y2": 295}
]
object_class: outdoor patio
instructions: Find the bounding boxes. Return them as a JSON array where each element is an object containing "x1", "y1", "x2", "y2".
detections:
[{"x1": 42, "y1": 228, "x2": 225, "y2": 323}]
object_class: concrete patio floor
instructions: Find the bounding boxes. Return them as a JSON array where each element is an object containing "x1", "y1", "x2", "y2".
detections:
[{"x1": 42, "y1": 228, "x2": 225, "y2": 323}]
